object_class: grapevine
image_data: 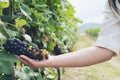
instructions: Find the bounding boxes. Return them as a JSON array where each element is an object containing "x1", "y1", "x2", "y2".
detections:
[{"x1": 0, "y1": 0, "x2": 81, "y2": 79}]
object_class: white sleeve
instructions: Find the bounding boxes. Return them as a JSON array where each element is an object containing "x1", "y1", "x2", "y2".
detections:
[{"x1": 94, "y1": 0, "x2": 120, "y2": 55}]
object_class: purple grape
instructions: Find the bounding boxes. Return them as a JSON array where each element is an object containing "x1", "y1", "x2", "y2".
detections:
[{"x1": 2, "y1": 39, "x2": 48, "y2": 60}]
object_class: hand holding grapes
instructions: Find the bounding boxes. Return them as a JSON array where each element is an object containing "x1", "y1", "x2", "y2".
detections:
[{"x1": 18, "y1": 55, "x2": 54, "y2": 68}]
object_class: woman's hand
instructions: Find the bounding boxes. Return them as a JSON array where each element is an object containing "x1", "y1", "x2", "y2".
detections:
[{"x1": 18, "y1": 55, "x2": 54, "y2": 68}]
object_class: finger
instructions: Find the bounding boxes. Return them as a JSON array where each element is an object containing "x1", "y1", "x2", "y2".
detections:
[
  {"x1": 18, "y1": 56, "x2": 30, "y2": 66},
  {"x1": 19, "y1": 55, "x2": 39, "y2": 67}
]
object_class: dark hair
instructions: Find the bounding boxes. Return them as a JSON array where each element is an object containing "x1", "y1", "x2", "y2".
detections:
[{"x1": 108, "y1": 0, "x2": 120, "y2": 13}]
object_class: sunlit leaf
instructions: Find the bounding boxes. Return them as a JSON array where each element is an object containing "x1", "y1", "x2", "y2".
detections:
[
  {"x1": 50, "y1": 33, "x2": 58, "y2": 41},
  {"x1": 47, "y1": 40, "x2": 54, "y2": 51},
  {"x1": 0, "y1": 1, "x2": 9, "y2": 8},
  {"x1": 0, "y1": 9, "x2": 3, "y2": 16},
  {"x1": 15, "y1": 18, "x2": 27, "y2": 31}
]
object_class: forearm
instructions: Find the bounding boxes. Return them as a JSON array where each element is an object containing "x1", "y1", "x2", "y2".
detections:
[{"x1": 46, "y1": 46, "x2": 114, "y2": 67}]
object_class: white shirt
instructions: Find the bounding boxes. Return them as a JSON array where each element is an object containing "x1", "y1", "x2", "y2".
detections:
[{"x1": 95, "y1": 0, "x2": 120, "y2": 55}]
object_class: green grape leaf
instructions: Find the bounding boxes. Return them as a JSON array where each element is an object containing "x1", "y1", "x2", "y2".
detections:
[
  {"x1": 1, "y1": 61, "x2": 14, "y2": 74},
  {"x1": 4, "y1": 75, "x2": 14, "y2": 80},
  {"x1": 0, "y1": 8, "x2": 3, "y2": 16},
  {"x1": 20, "y1": 4, "x2": 32, "y2": 21},
  {"x1": 0, "y1": 32, "x2": 7, "y2": 44},
  {"x1": 15, "y1": 18, "x2": 27, "y2": 31},
  {"x1": 0, "y1": 23, "x2": 19, "y2": 38},
  {"x1": 47, "y1": 23, "x2": 56, "y2": 32},
  {"x1": 44, "y1": 68, "x2": 57, "y2": 79},
  {"x1": 0, "y1": 1, "x2": 9, "y2": 8},
  {"x1": 50, "y1": 33, "x2": 58, "y2": 41},
  {"x1": 0, "y1": 51, "x2": 19, "y2": 63},
  {"x1": 47, "y1": 40, "x2": 54, "y2": 51},
  {"x1": 31, "y1": 9, "x2": 42, "y2": 19},
  {"x1": 0, "y1": 60, "x2": 2, "y2": 65},
  {"x1": 0, "y1": 22, "x2": 10, "y2": 38},
  {"x1": 50, "y1": 26, "x2": 56, "y2": 32},
  {"x1": 0, "y1": 66, "x2": 2, "y2": 74},
  {"x1": 5, "y1": 28, "x2": 18, "y2": 38}
]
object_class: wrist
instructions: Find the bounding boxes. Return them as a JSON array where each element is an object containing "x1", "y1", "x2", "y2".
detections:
[
  {"x1": 47, "y1": 55, "x2": 55, "y2": 67},
  {"x1": 41, "y1": 55, "x2": 55, "y2": 67}
]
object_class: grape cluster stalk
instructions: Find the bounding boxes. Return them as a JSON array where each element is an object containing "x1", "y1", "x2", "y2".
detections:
[{"x1": 3, "y1": 39, "x2": 48, "y2": 60}]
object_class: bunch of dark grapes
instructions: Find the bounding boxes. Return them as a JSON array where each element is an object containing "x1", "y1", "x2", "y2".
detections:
[
  {"x1": 54, "y1": 45, "x2": 63, "y2": 55},
  {"x1": 2, "y1": 39, "x2": 48, "y2": 60}
]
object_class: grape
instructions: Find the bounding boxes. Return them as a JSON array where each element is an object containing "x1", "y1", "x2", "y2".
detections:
[
  {"x1": 3, "y1": 39, "x2": 48, "y2": 60},
  {"x1": 54, "y1": 45, "x2": 63, "y2": 55}
]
